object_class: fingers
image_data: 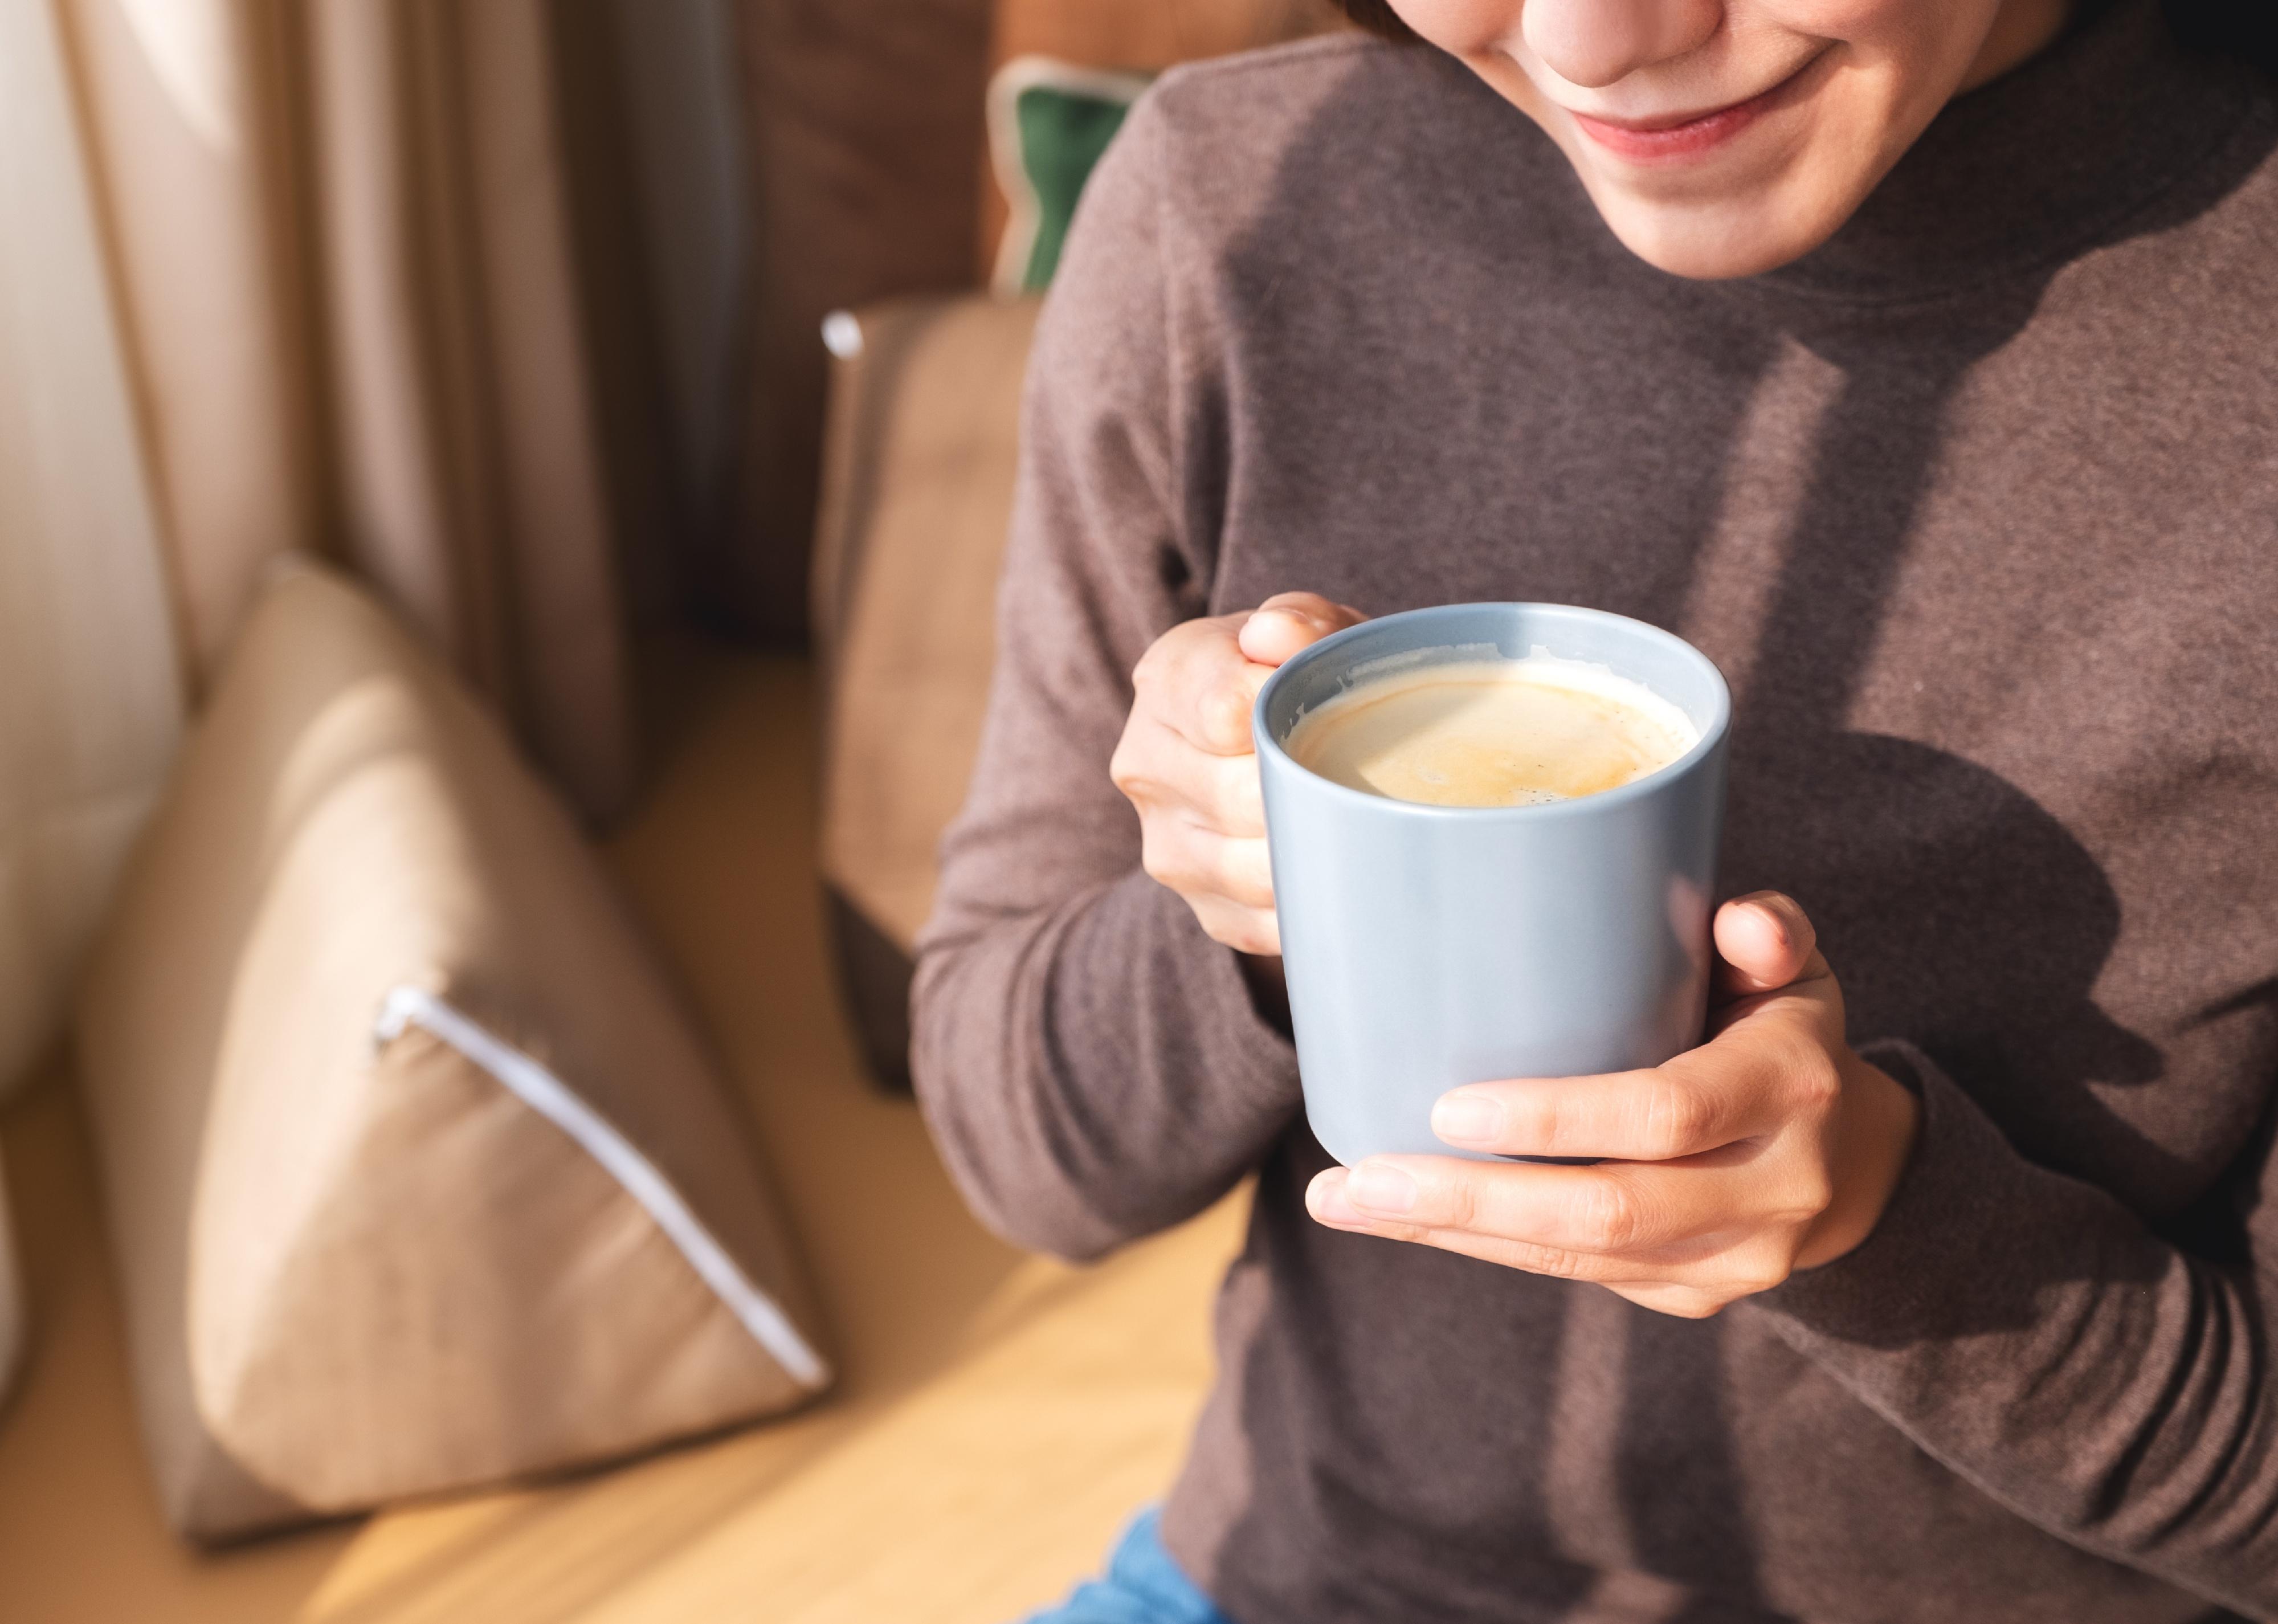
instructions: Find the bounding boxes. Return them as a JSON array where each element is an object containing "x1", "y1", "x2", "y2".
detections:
[
  {"x1": 1307, "y1": 1158, "x2": 1818, "y2": 1313},
  {"x1": 1603, "y1": 1280, "x2": 1773, "y2": 1320},
  {"x1": 1433, "y1": 1007, "x2": 1844, "y2": 1168},
  {"x1": 1713, "y1": 891, "x2": 1819, "y2": 995},
  {"x1": 1113, "y1": 717, "x2": 1266, "y2": 835},
  {"x1": 1429, "y1": 1002, "x2": 1839, "y2": 1160},
  {"x1": 1130, "y1": 614, "x2": 1269, "y2": 756},
  {"x1": 1116, "y1": 593, "x2": 1360, "y2": 953},
  {"x1": 1428, "y1": 1059, "x2": 1777, "y2": 1162},
  {"x1": 1128, "y1": 594, "x2": 1365, "y2": 757},
  {"x1": 1307, "y1": 1166, "x2": 1652, "y2": 1279},
  {"x1": 1312, "y1": 1152, "x2": 1767, "y2": 1259},
  {"x1": 1187, "y1": 893, "x2": 1280, "y2": 957},
  {"x1": 1236, "y1": 593, "x2": 1367, "y2": 666},
  {"x1": 1140, "y1": 818, "x2": 1275, "y2": 910},
  {"x1": 1117, "y1": 716, "x2": 1276, "y2": 949}
]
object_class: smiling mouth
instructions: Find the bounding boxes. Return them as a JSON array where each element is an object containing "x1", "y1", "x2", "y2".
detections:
[{"x1": 1566, "y1": 51, "x2": 1828, "y2": 164}]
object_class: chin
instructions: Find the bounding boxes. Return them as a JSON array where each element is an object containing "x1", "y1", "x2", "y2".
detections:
[{"x1": 1587, "y1": 186, "x2": 1850, "y2": 281}]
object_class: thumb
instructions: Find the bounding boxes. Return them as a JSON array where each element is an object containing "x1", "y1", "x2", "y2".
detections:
[
  {"x1": 1236, "y1": 592, "x2": 1366, "y2": 667},
  {"x1": 1713, "y1": 892, "x2": 1818, "y2": 997}
]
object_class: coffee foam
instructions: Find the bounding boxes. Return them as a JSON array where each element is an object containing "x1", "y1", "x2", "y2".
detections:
[{"x1": 1285, "y1": 648, "x2": 1700, "y2": 809}]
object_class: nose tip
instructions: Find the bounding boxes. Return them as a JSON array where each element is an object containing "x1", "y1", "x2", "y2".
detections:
[{"x1": 1520, "y1": 0, "x2": 1721, "y2": 89}]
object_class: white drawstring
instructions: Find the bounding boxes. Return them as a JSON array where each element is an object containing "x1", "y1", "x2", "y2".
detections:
[{"x1": 375, "y1": 985, "x2": 829, "y2": 1390}]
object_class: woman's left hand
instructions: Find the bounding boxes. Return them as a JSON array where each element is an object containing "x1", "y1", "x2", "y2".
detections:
[{"x1": 1306, "y1": 892, "x2": 1922, "y2": 1318}]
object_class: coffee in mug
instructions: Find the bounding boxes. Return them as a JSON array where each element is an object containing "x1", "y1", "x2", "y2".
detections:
[{"x1": 1284, "y1": 654, "x2": 1700, "y2": 809}]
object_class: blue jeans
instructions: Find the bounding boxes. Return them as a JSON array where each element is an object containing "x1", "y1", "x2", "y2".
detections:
[{"x1": 1020, "y1": 1508, "x2": 1234, "y2": 1624}]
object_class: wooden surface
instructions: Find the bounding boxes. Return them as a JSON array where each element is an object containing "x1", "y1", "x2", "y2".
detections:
[{"x1": 0, "y1": 647, "x2": 1243, "y2": 1623}]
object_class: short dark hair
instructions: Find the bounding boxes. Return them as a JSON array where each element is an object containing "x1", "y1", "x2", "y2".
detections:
[{"x1": 1332, "y1": 0, "x2": 1420, "y2": 44}]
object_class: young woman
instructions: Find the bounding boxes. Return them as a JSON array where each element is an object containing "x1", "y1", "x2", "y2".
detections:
[{"x1": 914, "y1": 1, "x2": 2278, "y2": 1619}]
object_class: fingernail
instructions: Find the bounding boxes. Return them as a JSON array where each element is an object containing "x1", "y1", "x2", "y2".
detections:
[
  {"x1": 1308, "y1": 1170, "x2": 1357, "y2": 1223},
  {"x1": 1345, "y1": 1162, "x2": 1416, "y2": 1215},
  {"x1": 1262, "y1": 606, "x2": 1326, "y2": 632},
  {"x1": 1432, "y1": 1092, "x2": 1503, "y2": 1145}
]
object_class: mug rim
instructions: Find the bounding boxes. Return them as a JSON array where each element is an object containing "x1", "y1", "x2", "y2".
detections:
[{"x1": 1252, "y1": 602, "x2": 1732, "y2": 822}]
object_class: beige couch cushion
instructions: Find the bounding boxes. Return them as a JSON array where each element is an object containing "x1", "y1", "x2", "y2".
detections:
[
  {"x1": 75, "y1": 560, "x2": 828, "y2": 1541},
  {"x1": 811, "y1": 295, "x2": 1040, "y2": 1086}
]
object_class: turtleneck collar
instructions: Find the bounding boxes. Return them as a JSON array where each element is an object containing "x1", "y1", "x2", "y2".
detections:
[{"x1": 1753, "y1": 0, "x2": 2263, "y2": 304}]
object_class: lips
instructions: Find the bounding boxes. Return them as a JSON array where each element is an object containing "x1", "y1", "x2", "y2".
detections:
[{"x1": 1566, "y1": 53, "x2": 1824, "y2": 164}]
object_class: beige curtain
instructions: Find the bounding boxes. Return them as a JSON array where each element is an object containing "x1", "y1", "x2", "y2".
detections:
[
  {"x1": 58, "y1": 0, "x2": 750, "y2": 826},
  {"x1": 0, "y1": 0, "x2": 189, "y2": 1105}
]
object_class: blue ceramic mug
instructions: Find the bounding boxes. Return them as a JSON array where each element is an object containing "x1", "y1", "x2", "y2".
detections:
[{"x1": 1253, "y1": 603, "x2": 1732, "y2": 1166}]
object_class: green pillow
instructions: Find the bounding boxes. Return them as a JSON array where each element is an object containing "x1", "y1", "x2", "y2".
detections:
[{"x1": 988, "y1": 58, "x2": 1154, "y2": 296}]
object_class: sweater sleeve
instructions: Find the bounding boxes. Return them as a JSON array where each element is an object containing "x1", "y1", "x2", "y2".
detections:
[
  {"x1": 1751, "y1": 1040, "x2": 2278, "y2": 1619},
  {"x1": 910, "y1": 95, "x2": 1303, "y2": 1264}
]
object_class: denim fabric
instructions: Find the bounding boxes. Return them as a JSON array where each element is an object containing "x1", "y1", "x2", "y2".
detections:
[{"x1": 1020, "y1": 1508, "x2": 1234, "y2": 1624}]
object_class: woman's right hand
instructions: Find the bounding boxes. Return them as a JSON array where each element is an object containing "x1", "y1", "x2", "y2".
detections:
[{"x1": 1110, "y1": 591, "x2": 1368, "y2": 957}]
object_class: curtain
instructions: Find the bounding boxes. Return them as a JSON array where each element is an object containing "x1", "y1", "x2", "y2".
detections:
[
  {"x1": 0, "y1": 0, "x2": 749, "y2": 1093},
  {"x1": 58, "y1": 0, "x2": 752, "y2": 827},
  {"x1": 0, "y1": 0, "x2": 189, "y2": 1103},
  {"x1": 305, "y1": 0, "x2": 642, "y2": 819}
]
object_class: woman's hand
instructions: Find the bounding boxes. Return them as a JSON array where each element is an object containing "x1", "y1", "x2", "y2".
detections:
[
  {"x1": 1111, "y1": 592, "x2": 1367, "y2": 957},
  {"x1": 1307, "y1": 893, "x2": 1922, "y2": 1317}
]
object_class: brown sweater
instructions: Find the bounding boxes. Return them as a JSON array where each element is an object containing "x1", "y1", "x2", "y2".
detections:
[{"x1": 913, "y1": 6, "x2": 2278, "y2": 1621}]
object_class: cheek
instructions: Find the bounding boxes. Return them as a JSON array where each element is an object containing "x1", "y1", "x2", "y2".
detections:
[
  {"x1": 1395, "y1": 0, "x2": 1957, "y2": 55},
  {"x1": 1386, "y1": 0, "x2": 1525, "y2": 55},
  {"x1": 1750, "y1": 0, "x2": 1890, "y2": 30},
  {"x1": 1748, "y1": 0, "x2": 1991, "y2": 61}
]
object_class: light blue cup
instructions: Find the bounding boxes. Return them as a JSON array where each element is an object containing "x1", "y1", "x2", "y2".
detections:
[{"x1": 1254, "y1": 603, "x2": 1731, "y2": 1166}]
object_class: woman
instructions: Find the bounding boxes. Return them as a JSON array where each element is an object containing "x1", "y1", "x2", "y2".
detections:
[{"x1": 914, "y1": 0, "x2": 2278, "y2": 1619}]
